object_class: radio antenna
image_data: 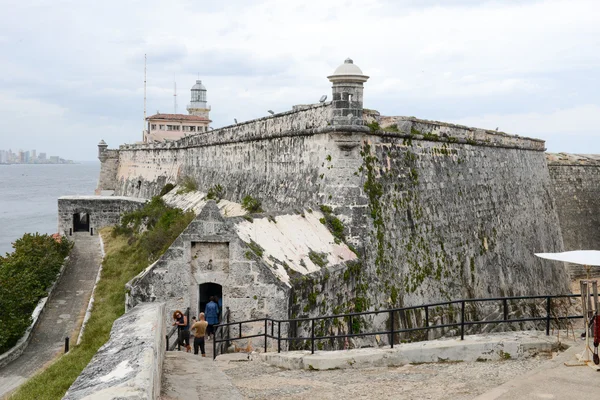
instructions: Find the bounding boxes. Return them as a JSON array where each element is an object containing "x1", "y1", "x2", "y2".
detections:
[{"x1": 143, "y1": 54, "x2": 147, "y2": 134}]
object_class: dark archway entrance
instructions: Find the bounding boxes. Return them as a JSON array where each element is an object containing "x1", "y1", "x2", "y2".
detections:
[
  {"x1": 199, "y1": 282, "x2": 222, "y2": 321},
  {"x1": 73, "y1": 213, "x2": 90, "y2": 232}
]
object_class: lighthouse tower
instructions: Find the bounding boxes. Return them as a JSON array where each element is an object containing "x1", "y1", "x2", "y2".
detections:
[{"x1": 186, "y1": 80, "x2": 211, "y2": 119}]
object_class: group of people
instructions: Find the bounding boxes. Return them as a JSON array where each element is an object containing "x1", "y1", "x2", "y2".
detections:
[{"x1": 172, "y1": 296, "x2": 221, "y2": 357}]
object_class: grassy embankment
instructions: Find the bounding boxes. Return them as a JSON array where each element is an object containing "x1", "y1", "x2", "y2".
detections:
[
  {"x1": 9, "y1": 197, "x2": 194, "y2": 400},
  {"x1": 0, "y1": 234, "x2": 72, "y2": 354}
]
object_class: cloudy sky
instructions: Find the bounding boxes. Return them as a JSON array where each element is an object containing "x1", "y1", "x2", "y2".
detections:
[{"x1": 0, "y1": 0, "x2": 598, "y2": 160}]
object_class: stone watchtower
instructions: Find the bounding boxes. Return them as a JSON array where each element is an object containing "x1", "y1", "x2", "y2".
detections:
[
  {"x1": 327, "y1": 58, "x2": 369, "y2": 126},
  {"x1": 97, "y1": 139, "x2": 108, "y2": 161}
]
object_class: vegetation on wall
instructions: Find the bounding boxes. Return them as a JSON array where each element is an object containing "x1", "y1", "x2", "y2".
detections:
[
  {"x1": 241, "y1": 195, "x2": 263, "y2": 213},
  {"x1": 176, "y1": 175, "x2": 198, "y2": 194},
  {"x1": 159, "y1": 183, "x2": 175, "y2": 196},
  {"x1": 0, "y1": 234, "x2": 71, "y2": 354},
  {"x1": 9, "y1": 198, "x2": 193, "y2": 400},
  {"x1": 205, "y1": 184, "x2": 225, "y2": 202}
]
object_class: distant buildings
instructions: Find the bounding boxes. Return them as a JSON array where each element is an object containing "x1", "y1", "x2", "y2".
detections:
[
  {"x1": 0, "y1": 148, "x2": 73, "y2": 164},
  {"x1": 143, "y1": 79, "x2": 212, "y2": 143}
]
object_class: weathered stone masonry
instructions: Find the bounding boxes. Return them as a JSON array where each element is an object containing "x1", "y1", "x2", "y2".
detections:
[
  {"x1": 95, "y1": 59, "x2": 574, "y2": 346},
  {"x1": 547, "y1": 153, "x2": 600, "y2": 277}
]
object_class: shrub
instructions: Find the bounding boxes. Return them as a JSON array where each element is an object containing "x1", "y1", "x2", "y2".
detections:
[
  {"x1": 159, "y1": 183, "x2": 175, "y2": 196},
  {"x1": 205, "y1": 184, "x2": 225, "y2": 202},
  {"x1": 241, "y1": 195, "x2": 263, "y2": 213},
  {"x1": 0, "y1": 233, "x2": 72, "y2": 353},
  {"x1": 176, "y1": 176, "x2": 198, "y2": 194}
]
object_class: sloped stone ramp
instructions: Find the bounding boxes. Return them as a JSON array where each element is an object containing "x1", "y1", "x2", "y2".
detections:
[{"x1": 160, "y1": 351, "x2": 243, "y2": 399}]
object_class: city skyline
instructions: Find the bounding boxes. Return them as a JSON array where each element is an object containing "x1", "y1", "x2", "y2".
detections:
[{"x1": 0, "y1": 148, "x2": 74, "y2": 164}]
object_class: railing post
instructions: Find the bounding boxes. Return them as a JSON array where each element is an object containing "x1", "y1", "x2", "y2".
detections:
[
  {"x1": 460, "y1": 301, "x2": 465, "y2": 340},
  {"x1": 69, "y1": 228, "x2": 72, "y2": 236},
  {"x1": 239, "y1": 322, "x2": 242, "y2": 339},
  {"x1": 264, "y1": 318, "x2": 268, "y2": 353},
  {"x1": 90, "y1": 227, "x2": 93, "y2": 236},
  {"x1": 226, "y1": 308, "x2": 230, "y2": 350},
  {"x1": 425, "y1": 306, "x2": 429, "y2": 329},
  {"x1": 390, "y1": 310, "x2": 394, "y2": 348},
  {"x1": 64, "y1": 337, "x2": 69, "y2": 353},
  {"x1": 546, "y1": 297, "x2": 551, "y2": 336},
  {"x1": 311, "y1": 319, "x2": 315, "y2": 354},
  {"x1": 278, "y1": 321, "x2": 281, "y2": 353},
  {"x1": 349, "y1": 315, "x2": 353, "y2": 335},
  {"x1": 503, "y1": 298, "x2": 508, "y2": 321},
  {"x1": 213, "y1": 331, "x2": 217, "y2": 360},
  {"x1": 166, "y1": 335, "x2": 169, "y2": 351}
]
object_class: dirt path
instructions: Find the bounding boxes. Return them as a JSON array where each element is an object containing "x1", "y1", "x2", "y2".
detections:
[{"x1": 0, "y1": 232, "x2": 102, "y2": 398}]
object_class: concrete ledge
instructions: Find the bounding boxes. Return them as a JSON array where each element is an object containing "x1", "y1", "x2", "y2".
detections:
[
  {"x1": 0, "y1": 256, "x2": 69, "y2": 369},
  {"x1": 260, "y1": 331, "x2": 560, "y2": 370},
  {"x1": 64, "y1": 302, "x2": 166, "y2": 400}
]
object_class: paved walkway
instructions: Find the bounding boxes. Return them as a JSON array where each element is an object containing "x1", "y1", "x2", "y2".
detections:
[
  {"x1": 0, "y1": 232, "x2": 102, "y2": 398},
  {"x1": 475, "y1": 339, "x2": 600, "y2": 399},
  {"x1": 160, "y1": 351, "x2": 243, "y2": 400}
]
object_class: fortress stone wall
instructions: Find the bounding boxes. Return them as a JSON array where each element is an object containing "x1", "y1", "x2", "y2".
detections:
[
  {"x1": 58, "y1": 196, "x2": 146, "y2": 237},
  {"x1": 91, "y1": 59, "x2": 580, "y2": 343},
  {"x1": 97, "y1": 109, "x2": 570, "y2": 315},
  {"x1": 547, "y1": 153, "x2": 600, "y2": 278}
]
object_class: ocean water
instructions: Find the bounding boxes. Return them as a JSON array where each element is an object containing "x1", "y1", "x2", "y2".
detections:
[{"x1": 0, "y1": 162, "x2": 99, "y2": 255}]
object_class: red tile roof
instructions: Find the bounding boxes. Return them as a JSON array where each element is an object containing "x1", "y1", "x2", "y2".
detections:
[{"x1": 147, "y1": 113, "x2": 210, "y2": 122}]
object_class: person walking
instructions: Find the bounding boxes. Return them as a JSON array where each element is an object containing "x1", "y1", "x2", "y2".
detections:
[
  {"x1": 172, "y1": 310, "x2": 191, "y2": 352},
  {"x1": 205, "y1": 296, "x2": 219, "y2": 339},
  {"x1": 191, "y1": 312, "x2": 209, "y2": 356}
]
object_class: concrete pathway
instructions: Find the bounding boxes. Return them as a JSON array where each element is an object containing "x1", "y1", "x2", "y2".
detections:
[
  {"x1": 0, "y1": 232, "x2": 102, "y2": 398},
  {"x1": 160, "y1": 351, "x2": 243, "y2": 399},
  {"x1": 475, "y1": 338, "x2": 600, "y2": 400}
]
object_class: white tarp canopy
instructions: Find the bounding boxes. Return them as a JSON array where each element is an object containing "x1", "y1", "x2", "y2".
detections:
[{"x1": 535, "y1": 250, "x2": 600, "y2": 266}]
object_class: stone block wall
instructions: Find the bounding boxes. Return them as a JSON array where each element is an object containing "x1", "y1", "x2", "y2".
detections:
[
  {"x1": 126, "y1": 202, "x2": 290, "y2": 347},
  {"x1": 58, "y1": 196, "x2": 147, "y2": 237},
  {"x1": 547, "y1": 154, "x2": 600, "y2": 277},
  {"x1": 64, "y1": 302, "x2": 166, "y2": 400},
  {"x1": 99, "y1": 107, "x2": 571, "y2": 341}
]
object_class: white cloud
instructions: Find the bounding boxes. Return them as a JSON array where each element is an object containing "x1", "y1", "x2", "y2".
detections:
[{"x1": 0, "y1": 0, "x2": 598, "y2": 159}]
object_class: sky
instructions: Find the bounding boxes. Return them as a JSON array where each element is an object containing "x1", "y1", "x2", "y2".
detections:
[{"x1": 0, "y1": 0, "x2": 598, "y2": 161}]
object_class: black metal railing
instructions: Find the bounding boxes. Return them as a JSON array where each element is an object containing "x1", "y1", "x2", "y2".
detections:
[
  {"x1": 166, "y1": 307, "x2": 190, "y2": 351},
  {"x1": 212, "y1": 294, "x2": 583, "y2": 359}
]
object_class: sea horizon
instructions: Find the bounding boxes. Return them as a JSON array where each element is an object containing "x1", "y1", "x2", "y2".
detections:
[{"x1": 0, "y1": 161, "x2": 100, "y2": 255}]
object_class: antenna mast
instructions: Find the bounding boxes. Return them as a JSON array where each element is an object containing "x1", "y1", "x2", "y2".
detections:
[
  {"x1": 174, "y1": 81, "x2": 177, "y2": 114},
  {"x1": 143, "y1": 54, "x2": 147, "y2": 133}
]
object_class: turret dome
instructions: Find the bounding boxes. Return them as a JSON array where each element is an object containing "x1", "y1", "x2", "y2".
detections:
[{"x1": 327, "y1": 58, "x2": 369, "y2": 83}]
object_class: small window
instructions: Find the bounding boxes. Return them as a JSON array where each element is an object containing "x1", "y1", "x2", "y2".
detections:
[
  {"x1": 151, "y1": 124, "x2": 157, "y2": 130},
  {"x1": 159, "y1": 125, "x2": 165, "y2": 130}
]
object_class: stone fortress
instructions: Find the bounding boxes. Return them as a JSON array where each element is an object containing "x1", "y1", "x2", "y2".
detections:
[{"x1": 60, "y1": 58, "x2": 599, "y2": 347}]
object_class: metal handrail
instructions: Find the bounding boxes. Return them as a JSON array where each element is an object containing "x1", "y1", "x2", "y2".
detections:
[{"x1": 212, "y1": 293, "x2": 583, "y2": 359}]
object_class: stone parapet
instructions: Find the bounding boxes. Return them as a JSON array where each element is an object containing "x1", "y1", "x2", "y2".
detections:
[
  {"x1": 64, "y1": 302, "x2": 166, "y2": 400},
  {"x1": 371, "y1": 116, "x2": 546, "y2": 151}
]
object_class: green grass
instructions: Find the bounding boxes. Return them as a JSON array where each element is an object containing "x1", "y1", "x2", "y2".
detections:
[
  {"x1": 8, "y1": 230, "x2": 144, "y2": 399},
  {"x1": 10, "y1": 198, "x2": 193, "y2": 399}
]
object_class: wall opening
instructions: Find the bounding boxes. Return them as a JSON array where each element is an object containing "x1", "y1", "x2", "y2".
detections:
[
  {"x1": 73, "y1": 212, "x2": 90, "y2": 232},
  {"x1": 199, "y1": 282, "x2": 222, "y2": 321}
]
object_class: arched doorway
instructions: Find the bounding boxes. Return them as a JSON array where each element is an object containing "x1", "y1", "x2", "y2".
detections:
[
  {"x1": 73, "y1": 212, "x2": 90, "y2": 232},
  {"x1": 198, "y1": 282, "x2": 222, "y2": 320}
]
